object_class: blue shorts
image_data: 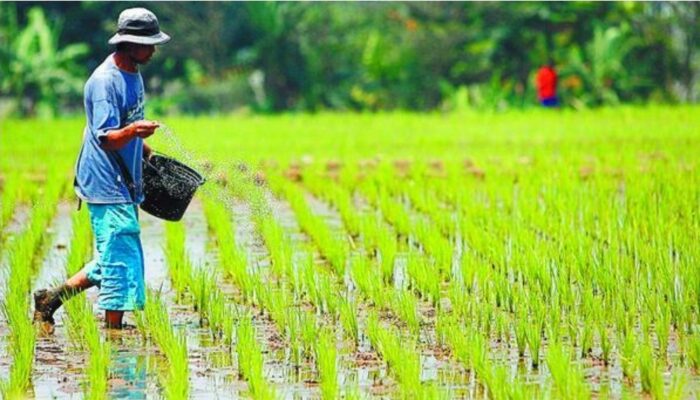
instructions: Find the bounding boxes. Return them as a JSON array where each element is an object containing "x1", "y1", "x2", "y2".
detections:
[{"x1": 85, "y1": 203, "x2": 145, "y2": 311}]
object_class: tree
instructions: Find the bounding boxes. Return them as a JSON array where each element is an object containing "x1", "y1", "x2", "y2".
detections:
[{"x1": 0, "y1": 6, "x2": 88, "y2": 117}]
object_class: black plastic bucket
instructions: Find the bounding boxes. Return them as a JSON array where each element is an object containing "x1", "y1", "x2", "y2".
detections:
[{"x1": 141, "y1": 154, "x2": 205, "y2": 221}]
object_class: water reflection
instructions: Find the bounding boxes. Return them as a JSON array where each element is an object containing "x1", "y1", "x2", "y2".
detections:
[{"x1": 107, "y1": 340, "x2": 150, "y2": 399}]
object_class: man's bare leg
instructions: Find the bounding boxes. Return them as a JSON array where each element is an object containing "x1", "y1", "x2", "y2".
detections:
[
  {"x1": 65, "y1": 269, "x2": 95, "y2": 290},
  {"x1": 34, "y1": 268, "x2": 96, "y2": 326},
  {"x1": 105, "y1": 310, "x2": 124, "y2": 329}
]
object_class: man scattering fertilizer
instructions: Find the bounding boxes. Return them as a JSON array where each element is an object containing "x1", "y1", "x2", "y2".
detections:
[{"x1": 33, "y1": 8, "x2": 170, "y2": 330}]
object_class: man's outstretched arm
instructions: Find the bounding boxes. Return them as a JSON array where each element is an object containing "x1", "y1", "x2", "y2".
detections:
[{"x1": 100, "y1": 120, "x2": 159, "y2": 151}]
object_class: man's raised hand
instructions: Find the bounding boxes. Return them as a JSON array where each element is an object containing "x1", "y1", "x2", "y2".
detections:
[{"x1": 131, "y1": 120, "x2": 160, "y2": 138}]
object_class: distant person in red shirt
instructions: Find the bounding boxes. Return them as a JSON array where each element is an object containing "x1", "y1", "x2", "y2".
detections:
[{"x1": 536, "y1": 62, "x2": 558, "y2": 107}]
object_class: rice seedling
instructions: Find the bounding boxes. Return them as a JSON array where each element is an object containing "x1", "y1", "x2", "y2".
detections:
[
  {"x1": 236, "y1": 314, "x2": 276, "y2": 400},
  {"x1": 638, "y1": 341, "x2": 664, "y2": 399},
  {"x1": 655, "y1": 303, "x2": 671, "y2": 360},
  {"x1": 315, "y1": 327, "x2": 339, "y2": 400},
  {"x1": 525, "y1": 315, "x2": 543, "y2": 369},
  {"x1": 338, "y1": 297, "x2": 359, "y2": 344},
  {"x1": 690, "y1": 332, "x2": 700, "y2": 372},
  {"x1": 136, "y1": 291, "x2": 190, "y2": 400},
  {"x1": 545, "y1": 342, "x2": 590, "y2": 399},
  {"x1": 392, "y1": 289, "x2": 420, "y2": 335},
  {"x1": 164, "y1": 221, "x2": 193, "y2": 302},
  {"x1": 366, "y1": 312, "x2": 422, "y2": 396},
  {"x1": 667, "y1": 370, "x2": 688, "y2": 400},
  {"x1": 405, "y1": 252, "x2": 440, "y2": 307}
]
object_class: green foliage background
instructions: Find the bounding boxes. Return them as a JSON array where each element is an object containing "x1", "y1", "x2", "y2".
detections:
[{"x1": 1, "y1": 2, "x2": 699, "y2": 116}]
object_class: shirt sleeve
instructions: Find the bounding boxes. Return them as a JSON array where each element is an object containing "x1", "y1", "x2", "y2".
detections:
[
  {"x1": 87, "y1": 75, "x2": 121, "y2": 141},
  {"x1": 90, "y1": 99, "x2": 121, "y2": 141}
]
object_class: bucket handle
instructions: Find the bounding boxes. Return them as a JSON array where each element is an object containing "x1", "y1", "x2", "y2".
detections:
[
  {"x1": 143, "y1": 150, "x2": 173, "y2": 177},
  {"x1": 144, "y1": 150, "x2": 207, "y2": 186}
]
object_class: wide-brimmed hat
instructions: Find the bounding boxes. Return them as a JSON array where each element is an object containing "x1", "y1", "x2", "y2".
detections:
[{"x1": 108, "y1": 8, "x2": 170, "y2": 46}]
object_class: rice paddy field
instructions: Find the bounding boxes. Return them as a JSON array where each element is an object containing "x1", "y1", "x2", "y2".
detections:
[{"x1": 0, "y1": 107, "x2": 699, "y2": 399}]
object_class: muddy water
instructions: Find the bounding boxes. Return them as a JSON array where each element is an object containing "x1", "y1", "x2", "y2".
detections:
[
  {"x1": 1, "y1": 203, "x2": 30, "y2": 239},
  {"x1": 180, "y1": 198, "x2": 209, "y2": 268},
  {"x1": 31, "y1": 202, "x2": 83, "y2": 398}
]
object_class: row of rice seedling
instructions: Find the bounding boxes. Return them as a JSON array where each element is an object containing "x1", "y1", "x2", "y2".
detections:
[
  {"x1": 202, "y1": 193, "x2": 337, "y2": 398},
  {"x1": 200, "y1": 195, "x2": 295, "y2": 398},
  {"x1": 352, "y1": 172, "x2": 454, "y2": 278},
  {"x1": 268, "y1": 174, "x2": 429, "y2": 336},
  {"x1": 60, "y1": 209, "x2": 110, "y2": 399},
  {"x1": 135, "y1": 291, "x2": 190, "y2": 400},
  {"x1": 0, "y1": 176, "x2": 63, "y2": 398},
  {"x1": 163, "y1": 221, "x2": 236, "y2": 346},
  {"x1": 299, "y1": 170, "x2": 398, "y2": 284}
]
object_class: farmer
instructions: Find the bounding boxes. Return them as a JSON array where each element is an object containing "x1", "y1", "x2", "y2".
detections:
[
  {"x1": 536, "y1": 61, "x2": 558, "y2": 107},
  {"x1": 33, "y1": 8, "x2": 170, "y2": 330}
]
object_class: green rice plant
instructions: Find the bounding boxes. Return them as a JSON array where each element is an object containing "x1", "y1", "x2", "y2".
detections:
[
  {"x1": 376, "y1": 222, "x2": 398, "y2": 284},
  {"x1": 138, "y1": 291, "x2": 190, "y2": 400},
  {"x1": 667, "y1": 369, "x2": 688, "y2": 400},
  {"x1": 366, "y1": 312, "x2": 421, "y2": 396},
  {"x1": 413, "y1": 219, "x2": 453, "y2": 275},
  {"x1": 164, "y1": 221, "x2": 193, "y2": 302},
  {"x1": 514, "y1": 313, "x2": 528, "y2": 358},
  {"x1": 315, "y1": 327, "x2": 339, "y2": 400},
  {"x1": 545, "y1": 342, "x2": 590, "y2": 399},
  {"x1": 338, "y1": 297, "x2": 359, "y2": 344},
  {"x1": 272, "y1": 175, "x2": 348, "y2": 275},
  {"x1": 350, "y1": 255, "x2": 387, "y2": 308},
  {"x1": 405, "y1": 252, "x2": 440, "y2": 307},
  {"x1": 392, "y1": 289, "x2": 420, "y2": 335},
  {"x1": 301, "y1": 172, "x2": 361, "y2": 237},
  {"x1": 236, "y1": 314, "x2": 276, "y2": 400},
  {"x1": 578, "y1": 314, "x2": 594, "y2": 358},
  {"x1": 637, "y1": 341, "x2": 663, "y2": 399},
  {"x1": 689, "y1": 332, "x2": 700, "y2": 372},
  {"x1": 82, "y1": 308, "x2": 111, "y2": 400},
  {"x1": 254, "y1": 279, "x2": 292, "y2": 334},
  {"x1": 54, "y1": 209, "x2": 111, "y2": 399},
  {"x1": 190, "y1": 268, "x2": 236, "y2": 345},
  {"x1": 655, "y1": 303, "x2": 671, "y2": 360},
  {"x1": 525, "y1": 316, "x2": 542, "y2": 369},
  {"x1": 1, "y1": 285, "x2": 35, "y2": 398}
]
